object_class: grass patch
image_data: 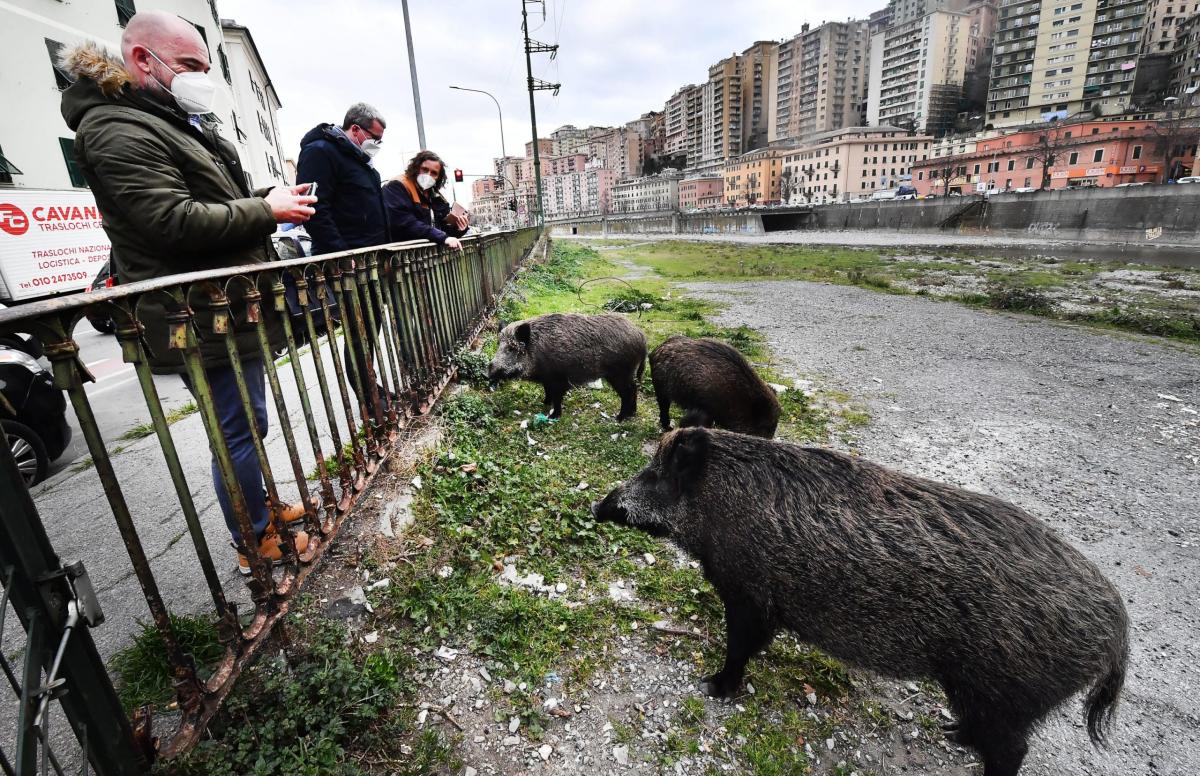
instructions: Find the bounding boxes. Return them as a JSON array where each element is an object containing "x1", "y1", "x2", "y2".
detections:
[
  {"x1": 597, "y1": 239, "x2": 1200, "y2": 345},
  {"x1": 357, "y1": 241, "x2": 865, "y2": 769},
  {"x1": 109, "y1": 613, "x2": 222, "y2": 712},
  {"x1": 167, "y1": 616, "x2": 456, "y2": 776}
]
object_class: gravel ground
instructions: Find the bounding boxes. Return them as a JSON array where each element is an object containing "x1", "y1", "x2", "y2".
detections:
[{"x1": 681, "y1": 279, "x2": 1200, "y2": 776}]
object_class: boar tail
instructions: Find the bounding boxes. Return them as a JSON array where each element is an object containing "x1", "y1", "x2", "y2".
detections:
[
  {"x1": 637, "y1": 354, "x2": 646, "y2": 383},
  {"x1": 1085, "y1": 607, "x2": 1128, "y2": 747}
]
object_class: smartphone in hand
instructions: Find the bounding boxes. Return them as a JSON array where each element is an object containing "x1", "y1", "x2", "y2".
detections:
[{"x1": 303, "y1": 181, "x2": 318, "y2": 199}]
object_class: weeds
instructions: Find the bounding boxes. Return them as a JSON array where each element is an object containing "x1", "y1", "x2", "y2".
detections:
[
  {"x1": 109, "y1": 614, "x2": 222, "y2": 712},
  {"x1": 984, "y1": 283, "x2": 1055, "y2": 315}
]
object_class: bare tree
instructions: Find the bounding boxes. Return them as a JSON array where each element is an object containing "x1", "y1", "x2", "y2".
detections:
[
  {"x1": 1030, "y1": 125, "x2": 1069, "y2": 190},
  {"x1": 780, "y1": 169, "x2": 794, "y2": 204},
  {"x1": 931, "y1": 163, "x2": 957, "y2": 197},
  {"x1": 1150, "y1": 103, "x2": 1200, "y2": 182}
]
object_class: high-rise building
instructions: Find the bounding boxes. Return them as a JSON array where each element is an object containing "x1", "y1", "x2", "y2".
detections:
[
  {"x1": 1170, "y1": 11, "x2": 1200, "y2": 96},
  {"x1": 739, "y1": 41, "x2": 779, "y2": 150},
  {"x1": 986, "y1": 0, "x2": 1147, "y2": 128},
  {"x1": 699, "y1": 54, "x2": 743, "y2": 172},
  {"x1": 869, "y1": 2, "x2": 998, "y2": 135},
  {"x1": 1144, "y1": 0, "x2": 1200, "y2": 55},
  {"x1": 777, "y1": 21, "x2": 872, "y2": 143}
]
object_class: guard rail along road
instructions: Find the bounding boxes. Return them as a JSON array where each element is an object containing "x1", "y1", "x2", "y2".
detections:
[{"x1": 0, "y1": 227, "x2": 540, "y2": 775}]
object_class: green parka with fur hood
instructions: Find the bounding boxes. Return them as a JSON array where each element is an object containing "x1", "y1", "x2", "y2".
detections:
[{"x1": 60, "y1": 42, "x2": 283, "y2": 372}]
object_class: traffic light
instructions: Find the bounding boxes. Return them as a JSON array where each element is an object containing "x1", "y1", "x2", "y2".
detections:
[
  {"x1": 507, "y1": 199, "x2": 518, "y2": 212},
  {"x1": 453, "y1": 169, "x2": 464, "y2": 183}
]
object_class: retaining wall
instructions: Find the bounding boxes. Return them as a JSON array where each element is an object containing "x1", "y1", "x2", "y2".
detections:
[{"x1": 549, "y1": 185, "x2": 1200, "y2": 245}]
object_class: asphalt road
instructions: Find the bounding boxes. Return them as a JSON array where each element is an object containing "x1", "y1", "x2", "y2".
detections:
[{"x1": 45, "y1": 319, "x2": 194, "y2": 480}]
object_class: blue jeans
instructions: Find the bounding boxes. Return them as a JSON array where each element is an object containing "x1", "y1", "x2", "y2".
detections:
[{"x1": 182, "y1": 360, "x2": 269, "y2": 547}]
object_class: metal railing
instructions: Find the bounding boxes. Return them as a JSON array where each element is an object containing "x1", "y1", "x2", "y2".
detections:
[{"x1": 0, "y1": 227, "x2": 539, "y2": 773}]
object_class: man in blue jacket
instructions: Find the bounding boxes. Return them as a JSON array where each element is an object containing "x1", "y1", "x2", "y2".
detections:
[{"x1": 296, "y1": 103, "x2": 390, "y2": 411}]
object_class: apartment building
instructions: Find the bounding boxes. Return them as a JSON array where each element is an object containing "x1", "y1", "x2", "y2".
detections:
[
  {"x1": 221, "y1": 19, "x2": 287, "y2": 188},
  {"x1": 868, "y1": 3, "x2": 998, "y2": 135},
  {"x1": 740, "y1": 41, "x2": 779, "y2": 151},
  {"x1": 678, "y1": 176, "x2": 725, "y2": 210},
  {"x1": 777, "y1": 21, "x2": 872, "y2": 143},
  {"x1": 780, "y1": 126, "x2": 933, "y2": 204},
  {"x1": 0, "y1": 0, "x2": 244, "y2": 191},
  {"x1": 724, "y1": 146, "x2": 791, "y2": 207},
  {"x1": 663, "y1": 83, "x2": 703, "y2": 160},
  {"x1": 697, "y1": 55, "x2": 744, "y2": 173},
  {"x1": 1171, "y1": 12, "x2": 1200, "y2": 95},
  {"x1": 587, "y1": 126, "x2": 644, "y2": 181},
  {"x1": 551, "y1": 125, "x2": 591, "y2": 156},
  {"x1": 610, "y1": 169, "x2": 682, "y2": 213},
  {"x1": 1143, "y1": 0, "x2": 1200, "y2": 54},
  {"x1": 986, "y1": 0, "x2": 1147, "y2": 128},
  {"x1": 911, "y1": 118, "x2": 1192, "y2": 192}
]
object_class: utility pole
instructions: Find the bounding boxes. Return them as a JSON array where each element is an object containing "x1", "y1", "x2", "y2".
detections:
[
  {"x1": 521, "y1": 0, "x2": 560, "y2": 226},
  {"x1": 401, "y1": 0, "x2": 427, "y2": 149}
]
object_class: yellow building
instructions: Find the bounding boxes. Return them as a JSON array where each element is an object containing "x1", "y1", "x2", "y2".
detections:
[{"x1": 723, "y1": 147, "x2": 791, "y2": 207}]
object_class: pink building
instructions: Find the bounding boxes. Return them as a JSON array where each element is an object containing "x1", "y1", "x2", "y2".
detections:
[{"x1": 678, "y1": 176, "x2": 725, "y2": 210}]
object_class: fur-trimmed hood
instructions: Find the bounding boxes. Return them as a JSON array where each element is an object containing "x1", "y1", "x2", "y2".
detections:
[{"x1": 60, "y1": 42, "x2": 136, "y2": 130}]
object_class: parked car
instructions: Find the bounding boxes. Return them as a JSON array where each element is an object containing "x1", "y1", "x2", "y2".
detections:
[
  {"x1": 1012, "y1": 187, "x2": 1038, "y2": 193},
  {"x1": 870, "y1": 189, "x2": 898, "y2": 201},
  {"x1": 895, "y1": 185, "x2": 918, "y2": 200},
  {"x1": 272, "y1": 228, "x2": 340, "y2": 351},
  {"x1": 1174, "y1": 176, "x2": 1200, "y2": 184},
  {"x1": 1114, "y1": 182, "x2": 1149, "y2": 187},
  {"x1": 1, "y1": 342, "x2": 71, "y2": 486}
]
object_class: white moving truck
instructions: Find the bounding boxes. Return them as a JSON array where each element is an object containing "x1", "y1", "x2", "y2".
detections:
[{"x1": 0, "y1": 189, "x2": 110, "y2": 304}]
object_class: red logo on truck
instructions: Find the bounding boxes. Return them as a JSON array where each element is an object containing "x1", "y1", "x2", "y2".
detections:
[{"x1": 0, "y1": 203, "x2": 30, "y2": 236}]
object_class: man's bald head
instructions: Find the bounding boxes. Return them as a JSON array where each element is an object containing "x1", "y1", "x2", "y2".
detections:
[{"x1": 121, "y1": 10, "x2": 210, "y2": 93}]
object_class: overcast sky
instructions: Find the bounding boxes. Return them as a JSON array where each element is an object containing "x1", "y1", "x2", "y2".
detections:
[{"x1": 219, "y1": 0, "x2": 881, "y2": 205}]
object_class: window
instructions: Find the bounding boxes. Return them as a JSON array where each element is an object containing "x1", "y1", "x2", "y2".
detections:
[
  {"x1": 45, "y1": 39, "x2": 73, "y2": 90},
  {"x1": 0, "y1": 143, "x2": 24, "y2": 185},
  {"x1": 1007, "y1": 159, "x2": 1016, "y2": 170},
  {"x1": 59, "y1": 137, "x2": 87, "y2": 188},
  {"x1": 1132, "y1": 145, "x2": 1142, "y2": 159},
  {"x1": 187, "y1": 20, "x2": 210, "y2": 56},
  {"x1": 115, "y1": 0, "x2": 136, "y2": 26},
  {"x1": 1069, "y1": 151, "x2": 1079, "y2": 164},
  {"x1": 1025, "y1": 177, "x2": 1032, "y2": 187},
  {"x1": 1093, "y1": 148, "x2": 1103, "y2": 162},
  {"x1": 973, "y1": 163, "x2": 981, "y2": 174},
  {"x1": 218, "y1": 44, "x2": 231, "y2": 84}
]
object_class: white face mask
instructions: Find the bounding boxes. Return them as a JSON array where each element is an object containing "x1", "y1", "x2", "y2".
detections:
[
  {"x1": 416, "y1": 172, "x2": 436, "y2": 190},
  {"x1": 147, "y1": 49, "x2": 217, "y2": 115},
  {"x1": 360, "y1": 138, "x2": 382, "y2": 159}
]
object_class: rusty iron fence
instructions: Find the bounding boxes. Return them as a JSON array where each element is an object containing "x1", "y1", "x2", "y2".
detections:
[{"x1": 0, "y1": 228, "x2": 539, "y2": 773}]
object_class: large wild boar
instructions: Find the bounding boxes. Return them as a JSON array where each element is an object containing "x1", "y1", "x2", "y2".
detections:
[
  {"x1": 488, "y1": 313, "x2": 647, "y2": 420},
  {"x1": 593, "y1": 427, "x2": 1128, "y2": 776},
  {"x1": 650, "y1": 335, "x2": 781, "y2": 437}
]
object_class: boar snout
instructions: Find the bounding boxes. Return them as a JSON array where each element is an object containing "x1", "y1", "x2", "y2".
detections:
[{"x1": 591, "y1": 488, "x2": 627, "y2": 524}]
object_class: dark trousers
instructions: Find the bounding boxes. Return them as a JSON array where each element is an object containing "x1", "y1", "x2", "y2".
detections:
[
  {"x1": 343, "y1": 285, "x2": 385, "y2": 405},
  {"x1": 183, "y1": 360, "x2": 270, "y2": 546}
]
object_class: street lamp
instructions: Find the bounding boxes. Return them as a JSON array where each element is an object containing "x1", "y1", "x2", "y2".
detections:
[{"x1": 449, "y1": 85, "x2": 506, "y2": 160}]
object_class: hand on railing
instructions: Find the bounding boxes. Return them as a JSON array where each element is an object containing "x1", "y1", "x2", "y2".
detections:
[
  {"x1": 266, "y1": 185, "x2": 318, "y2": 225},
  {"x1": 444, "y1": 236, "x2": 464, "y2": 250}
]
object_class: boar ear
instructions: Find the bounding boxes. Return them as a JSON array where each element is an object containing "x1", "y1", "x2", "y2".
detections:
[
  {"x1": 664, "y1": 428, "x2": 710, "y2": 497},
  {"x1": 514, "y1": 322, "x2": 532, "y2": 345}
]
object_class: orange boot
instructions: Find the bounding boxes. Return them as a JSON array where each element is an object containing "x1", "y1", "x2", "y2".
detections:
[{"x1": 237, "y1": 525, "x2": 309, "y2": 576}]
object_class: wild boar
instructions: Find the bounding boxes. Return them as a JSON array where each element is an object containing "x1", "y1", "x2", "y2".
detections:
[
  {"x1": 488, "y1": 313, "x2": 647, "y2": 420},
  {"x1": 593, "y1": 427, "x2": 1128, "y2": 776},
  {"x1": 649, "y1": 335, "x2": 781, "y2": 437}
]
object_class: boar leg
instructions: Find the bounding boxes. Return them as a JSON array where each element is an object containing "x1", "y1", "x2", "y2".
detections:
[
  {"x1": 656, "y1": 391, "x2": 673, "y2": 431},
  {"x1": 700, "y1": 598, "x2": 773, "y2": 698},
  {"x1": 951, "y1": 703, "x2": 1028, "y2": 776},
  {"x1": 543, "y1": 379, "x2": 568, "y2": 419},
  {"x1": 614, "y1": 379, "x2": 638, "y2": 421}
]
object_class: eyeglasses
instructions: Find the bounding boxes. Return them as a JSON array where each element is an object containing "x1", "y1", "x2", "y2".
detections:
[{"x1": 356, "y1": 125, "x2": 383, "y2": 143}]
